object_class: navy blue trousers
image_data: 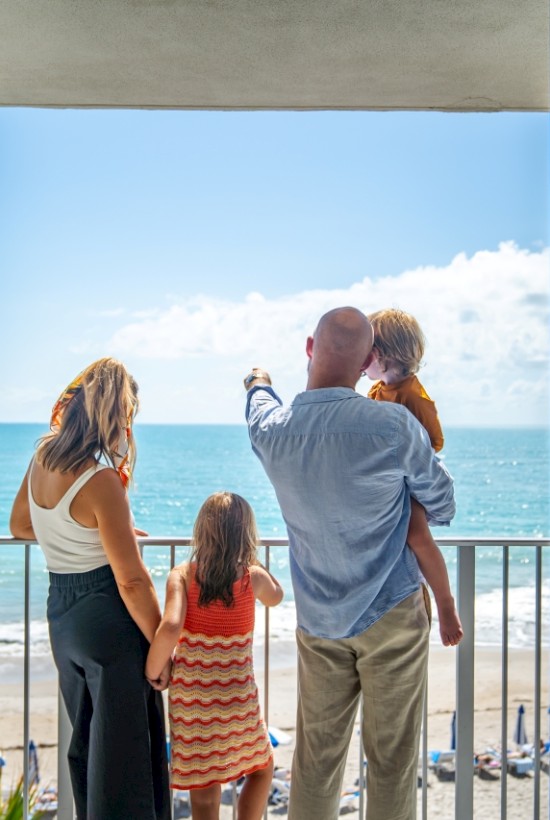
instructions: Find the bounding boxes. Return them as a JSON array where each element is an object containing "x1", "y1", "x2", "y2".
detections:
[{"x1": 48, "y1": 565, "x2": 170, "y2": 820}]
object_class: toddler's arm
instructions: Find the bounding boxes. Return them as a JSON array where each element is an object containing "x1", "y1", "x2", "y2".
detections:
[
  {"x1": 249, "y1": 564, "x2": 284, "y2": 607},
  {"x1": 408, "y1": 500, "x2": 463, "y2": 647},
  {"x1": 146, "y1": 565, "x2": 188, "y2": 687}
]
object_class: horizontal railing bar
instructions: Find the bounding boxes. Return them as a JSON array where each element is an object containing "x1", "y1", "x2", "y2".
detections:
[{"x1": 2, "y1": 536, "x2": 550, "y2": 547}]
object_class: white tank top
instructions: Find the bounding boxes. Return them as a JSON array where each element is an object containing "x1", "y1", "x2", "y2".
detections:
[{"x1": 28, "y1": 462, "x2": 111, "y2": 573}]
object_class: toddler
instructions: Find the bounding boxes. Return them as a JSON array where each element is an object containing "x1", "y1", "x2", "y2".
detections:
[{"x1": 366, "y1": 308, "x2": 463, "y2": 646}]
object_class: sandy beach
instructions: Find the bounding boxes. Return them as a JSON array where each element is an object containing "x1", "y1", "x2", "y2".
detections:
[{"x1": 0, "y1": 646, "x2": 548, "y2": 819}]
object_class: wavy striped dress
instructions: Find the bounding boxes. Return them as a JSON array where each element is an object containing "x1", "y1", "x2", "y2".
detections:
[{"x1": 169, "y1": 568, "x2": 273, "y2": 790}]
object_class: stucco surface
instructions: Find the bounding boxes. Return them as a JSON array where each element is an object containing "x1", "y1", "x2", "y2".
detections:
[{"x1": 0, "y1": 0, "x2": 548, "y2": 111}]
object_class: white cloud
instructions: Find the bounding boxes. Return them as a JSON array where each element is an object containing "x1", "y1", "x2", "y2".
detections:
[
  {"x1": 106, "y1": 242, "x2": 549, "y2": 427},
  {"x1": 5, "y1": 244, "x2": 543, "y2": 426}
]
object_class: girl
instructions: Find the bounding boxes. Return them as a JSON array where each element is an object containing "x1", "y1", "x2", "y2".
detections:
[
  {"x1": 146, "y1": 491, "x2": 283, "y2": 820},
  {"x1": 366, "y1": 308, "x2": 463, "y2": 647},
  {"x1": 10, "y1": 358, "x2": 170, "y2": 819}
]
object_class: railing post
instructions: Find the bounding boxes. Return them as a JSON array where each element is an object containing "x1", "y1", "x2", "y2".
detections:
[
  {"x1": 533, "y1": 546, "x2": 542, "y2": 819},
  {"x1": 455, "y1": 542, "x2": 475, "y2": 820},
  {"x1": 501, "y1": 545, "x2": 509, "y2": 819},
  {"x1": 420, "y1": 686, "x2": 428, "y2": 820},
  {"x1": 57, "y1": 690, "x2": 74, "y2": 819},
  {"x1": 23, "y1": 544, "x2": 30, "y2": 820},
  {"x1": 263, "y1": 544, "x2": 270, "y2": 820}
]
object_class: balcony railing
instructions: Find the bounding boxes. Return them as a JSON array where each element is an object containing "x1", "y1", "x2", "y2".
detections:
[{"x1": 1, "y1": 536, "x2": 549, "y2": 820}]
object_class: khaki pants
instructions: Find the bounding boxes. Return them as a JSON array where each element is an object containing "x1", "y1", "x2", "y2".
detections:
[{"x1": 288, "y1": 588, "x2": 430, "y2": 820}]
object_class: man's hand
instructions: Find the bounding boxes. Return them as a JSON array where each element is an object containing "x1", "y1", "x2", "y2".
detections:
[{"x1": 243, "y1": 368, "x2": 272, "y2": 391}]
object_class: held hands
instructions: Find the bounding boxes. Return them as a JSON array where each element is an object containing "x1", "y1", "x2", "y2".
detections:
[
  {"x1": 146, "y1": 659, "x2": 173, "y2": 691},
  {"x1": 243, "y1": 368, "x2": 272, "y2": 391}
]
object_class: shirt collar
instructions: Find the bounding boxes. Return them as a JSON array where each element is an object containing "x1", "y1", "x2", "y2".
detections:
[{"x1": 292, "y1": 387, "x2": 360, "y2": 405}]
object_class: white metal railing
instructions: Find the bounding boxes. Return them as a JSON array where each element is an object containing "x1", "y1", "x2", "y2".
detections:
[{"x1": 1, "y1": 536, "x2": 549, "y2": 820}]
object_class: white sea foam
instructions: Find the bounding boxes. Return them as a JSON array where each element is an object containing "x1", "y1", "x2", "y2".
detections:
[
  {"x1": 0, "y1": 619, "x2": 52, "y2": 657},
  {"x1": 0, "y1": 581, "x2": 547, "y2": 666},
  {"x1": 1, "y1": 580, "x2": 548, "y2": 660},
  {"x1": 432, "y1": 580, "x2": 550, "y2": 648}
]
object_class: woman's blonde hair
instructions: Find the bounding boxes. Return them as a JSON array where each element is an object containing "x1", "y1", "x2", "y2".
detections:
[
  {"x1": 368, "y1": 309, "x2": 425, "y2": 376},
  {"x1": 192, "y1": 492, "x2": 258, "y2": 607},
  {"x1": 36, "y1": 357, "x2": 139, "y2": 476}
]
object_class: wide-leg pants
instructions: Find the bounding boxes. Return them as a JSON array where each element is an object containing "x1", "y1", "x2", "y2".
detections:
[
  {"x1": 47, "y1": 565, "x2": 170, "y2": 820},
  {"x1": 288, "y1": 588, "x2": 431, "y2": 820}
]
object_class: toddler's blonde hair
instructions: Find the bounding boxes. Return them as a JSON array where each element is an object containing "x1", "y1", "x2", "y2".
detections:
[{"x1": 368, "y1": 309, "x2": 425, "y2": 376}]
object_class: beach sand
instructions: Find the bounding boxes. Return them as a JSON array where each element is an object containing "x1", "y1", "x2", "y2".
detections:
[{"x1": 0, "y1": 646, "x2": 548, "y2": 819}]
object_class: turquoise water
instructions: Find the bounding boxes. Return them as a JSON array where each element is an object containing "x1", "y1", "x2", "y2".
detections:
[{"x1": 0, "y1": 423, "x2": 548, "y2": 649}]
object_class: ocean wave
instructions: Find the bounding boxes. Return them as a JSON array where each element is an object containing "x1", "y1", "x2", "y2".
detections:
[
  {"x1": 0, "y1": 619, "x2": 52, "y2": 657},
  {"x1": 0, "y1": 584, "x2": 547, "y2": 659}
]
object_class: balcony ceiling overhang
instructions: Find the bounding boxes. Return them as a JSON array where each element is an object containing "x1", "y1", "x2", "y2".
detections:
[{"x1": 0, "y1": 0, "x2": 548, "y2": 112}]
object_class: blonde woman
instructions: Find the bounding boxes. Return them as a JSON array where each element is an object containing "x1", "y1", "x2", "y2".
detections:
[{"x1": 10, "y1": 358, "x2": 170, "y2": 820}]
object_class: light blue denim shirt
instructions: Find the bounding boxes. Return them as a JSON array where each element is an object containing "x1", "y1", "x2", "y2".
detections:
[{"x1": 246, "y1": 385, "x2": 456, "y2": 639}]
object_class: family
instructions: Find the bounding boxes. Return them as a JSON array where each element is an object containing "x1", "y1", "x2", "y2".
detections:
[{"x1": 10, "y1": 306, "x2": 461, "y2": 820}]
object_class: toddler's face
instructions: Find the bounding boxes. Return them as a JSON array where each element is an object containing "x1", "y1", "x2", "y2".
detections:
[{"x1": 364, "y1": 348, "x2": 386, "y2": 382}]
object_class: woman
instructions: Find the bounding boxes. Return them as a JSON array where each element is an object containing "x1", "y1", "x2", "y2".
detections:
[{"x1": 10, "y1": 358, "x2": 170, "y2": 820}]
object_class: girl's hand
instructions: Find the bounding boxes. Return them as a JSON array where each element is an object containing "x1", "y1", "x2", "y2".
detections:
[{"x1": 134, "y1": 527, "x2": 149, "y2": 536}]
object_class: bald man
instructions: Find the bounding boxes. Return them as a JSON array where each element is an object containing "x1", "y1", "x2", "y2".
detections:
[{"x1": 244, "y1": 307, "x2": 455, "y2": 820}]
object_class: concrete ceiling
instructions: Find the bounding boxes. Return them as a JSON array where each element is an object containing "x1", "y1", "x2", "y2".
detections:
[{"x1": 1, "y1": 0, "x2": 548, "y2": 112}]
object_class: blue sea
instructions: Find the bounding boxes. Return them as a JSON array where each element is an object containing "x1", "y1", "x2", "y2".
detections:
[{"x1": 0, "y1": 423, "x2": 548, "y2": 655}]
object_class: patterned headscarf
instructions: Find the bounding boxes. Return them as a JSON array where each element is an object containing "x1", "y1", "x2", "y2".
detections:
[
  {"x1": 50, "y1": 371, "x2": 85, "y2": 434},
  {"x1": 50, "y1": 369, "x2": 133, "y2": 487}
]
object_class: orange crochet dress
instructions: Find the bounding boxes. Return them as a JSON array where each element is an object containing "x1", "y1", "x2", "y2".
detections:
[{"x1": 169, "y1": 568, "x2": 273, "y2": 790}]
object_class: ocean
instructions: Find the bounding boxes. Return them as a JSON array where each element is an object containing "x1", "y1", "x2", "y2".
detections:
[{"x1": 0, "y1": 423, "x2": 548, "y2": 656}]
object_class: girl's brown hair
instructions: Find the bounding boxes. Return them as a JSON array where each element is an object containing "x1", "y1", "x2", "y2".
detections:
[
  {"x1": 368, "y1": 308, "x2": 425, "y2": 376},
  {"x1": 36, "y1": 357, "x2": 139, "y2": 477},
  {"x1": 192, "y1": 492, "x2": 258, "y2": 607}
]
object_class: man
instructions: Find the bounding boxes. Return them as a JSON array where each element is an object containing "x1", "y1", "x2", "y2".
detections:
[{"x1": 243, "y1": 307, "x2": 455, "y2": 820}]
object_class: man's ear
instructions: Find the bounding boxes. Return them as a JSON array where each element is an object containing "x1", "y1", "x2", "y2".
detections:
[
  {"x1": 361, "y1": 349, "x2": 375, "y2": 372},
  {"x1": 306, "y1": 336, "x2": 314, "y2": 359}
]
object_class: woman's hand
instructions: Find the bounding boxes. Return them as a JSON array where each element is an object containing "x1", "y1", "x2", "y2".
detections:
[{"x1": 147, "y1": 659, "x2": 172, "y2": 691}]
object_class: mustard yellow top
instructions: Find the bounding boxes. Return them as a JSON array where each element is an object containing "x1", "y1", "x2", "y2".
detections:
[{"x1": 368, "y1": 374, "x2": 444, "y2": 452}]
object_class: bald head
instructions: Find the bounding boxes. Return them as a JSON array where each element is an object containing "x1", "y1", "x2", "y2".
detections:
[{"x1": 306, "y1": 307, "x2": 374, "y2": 389}]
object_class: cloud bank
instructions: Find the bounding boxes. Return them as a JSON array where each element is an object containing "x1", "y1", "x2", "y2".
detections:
[{"x1": 108, "y1": 242, "x2": 548, "y2": 427}]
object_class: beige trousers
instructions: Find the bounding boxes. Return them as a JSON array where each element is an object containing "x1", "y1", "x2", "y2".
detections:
[{"x1": 288, "y1": 588, "x2": 430, "y2": 820}]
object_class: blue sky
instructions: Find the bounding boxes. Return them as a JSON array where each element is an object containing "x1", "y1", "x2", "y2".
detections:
[{"x1": 1, "y1": 109, "x2": 548, "y2": 426}]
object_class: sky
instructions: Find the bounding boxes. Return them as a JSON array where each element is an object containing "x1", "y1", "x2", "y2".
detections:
[{"x1": 0, "y1": 108, "x2": 548, "y2": 427}]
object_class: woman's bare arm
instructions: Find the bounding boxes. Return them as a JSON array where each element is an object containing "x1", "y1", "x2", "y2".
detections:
[
  {"x1": 10, "y1": 466, "x2": 36, "y2": 540},
  {"x1": 87, "y1": 469, "x2": 162, "y2": 643}
]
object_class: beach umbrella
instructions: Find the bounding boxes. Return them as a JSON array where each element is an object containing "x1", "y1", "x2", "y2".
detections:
[
  {"x1": 450, "y1": 711, "x2": 456, "y2": 751},
  {"x1": 29, "y1": 739, "x2": 40, "y2": 787},
  {"x1": 513, "y1": 704, "x2": 528, "y2": 748}
]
